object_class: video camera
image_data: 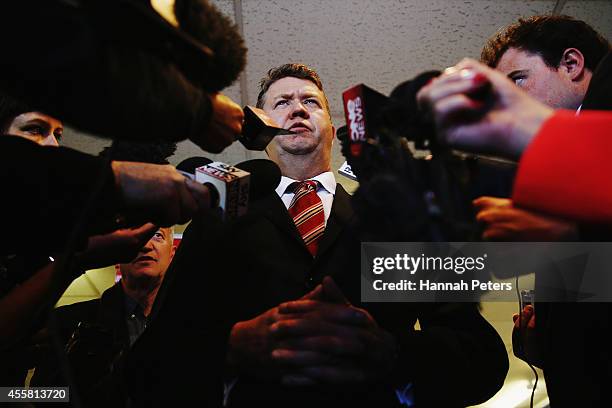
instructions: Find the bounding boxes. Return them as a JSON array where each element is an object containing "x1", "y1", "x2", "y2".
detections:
[{"x1": 338, "y1": 72, "x2": 516, "y2": 242}]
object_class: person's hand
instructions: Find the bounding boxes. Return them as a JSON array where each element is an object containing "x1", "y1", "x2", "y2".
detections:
[
  {"x1": 512, "y1": 305, "x2": 543, "y2": 367},
  {"x1": 226, "y1": 278, "x2": 341, "y2": 378},
  {"x1": 272, "y1": 277, "x2": 398, "y2": 386},
  {"x1": 112, "y1": 162, "x2": 213, "y2": 226},
  {"x1": 227, "y1": 278, "x2": 397, "y2": 385},
  {"x1": 227, "y1": 305, "x2": 296, "y2": 379},
  {"x1": 75, "y1": 223, "x2": 159, "y2": 270},
  {"x1": 194, "y1": 93, "x2": 243, "y2": 153},
  {"x1": 111, "y1": 161, "x2": 213, "y2": 227},
  {"x1": 416, "y1": 58, "x2": 554, "y2": 160},
  {"x1": 474, "y1": 196, "x2": 578, "y2": 241}
]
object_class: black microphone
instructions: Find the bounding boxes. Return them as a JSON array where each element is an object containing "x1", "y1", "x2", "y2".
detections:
[
  {"x1": 176, "y1": 156, "x2": 213, "y2": 179},
  {"x1": 238, "y1": 106, "x2": 295, "y2": 151},
  {"x1": 234, "y1": 159, "x2": 281, "y2": 201},
  {"x1": 0, "y1": 0, "x2": 246, "y2": 144}
]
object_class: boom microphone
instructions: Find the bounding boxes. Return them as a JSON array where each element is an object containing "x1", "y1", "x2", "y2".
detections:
[{"x1": 0, "y1": 0, "x2": 246, "y2": 147}]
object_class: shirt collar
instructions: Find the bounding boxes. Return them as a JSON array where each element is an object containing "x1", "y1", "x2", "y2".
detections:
[{"x1": 275, "y1": 171, "x2": 337, "y2": 196}]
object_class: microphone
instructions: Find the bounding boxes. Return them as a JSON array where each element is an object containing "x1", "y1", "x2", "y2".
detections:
[
  {"x1": 176, "y1": 156, "x2": 213, "y2": 179},
  {"x1": 176, "y1": 157, "x2": 247, "y2": 219},
  {"x1": 337, "y1": 160, "x2": 357, "y2": 181},
  {"x1": 340, "y1": 74, "x2": 516, "y2": 244},
  {"x1": 234, "y1": 159, "x2": 281, "y2": 201},
  {"x1": 237, "y1": 106, "x2": 294, "y2": 151},
  {"x1": 195, "y1": 162, "x2": 250, "y2": 220},
  {"x1": 0, "y1": 0, "x2": 246, "y2": 145},
  {"x1": 341, "y1": 84, "x2": 389, "y2": 158},
  {"x1": 341, "y1": 71, "x2": 441, "y2": 156},
  {"x1": 176, "y1": 157, "x2": 281, "y2": 219}
]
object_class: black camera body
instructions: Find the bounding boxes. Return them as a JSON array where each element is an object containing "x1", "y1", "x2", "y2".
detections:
[{"x1": 339, "y1": 74, "x2": 515, "y2": 242}]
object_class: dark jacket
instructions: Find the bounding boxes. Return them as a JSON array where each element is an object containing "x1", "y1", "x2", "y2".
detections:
[
  {"x1": 131, "y1": 184, "x2": 508, "y2": 407},
  {"x1": 31, "y1": 284, "x2": 130, "y2": 407}
]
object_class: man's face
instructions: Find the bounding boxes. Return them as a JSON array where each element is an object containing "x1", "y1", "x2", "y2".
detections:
[
  {"x1": 496, "y1": 47, "x2": 579, "y2": 109},
  {"x1": 119, "y1": 228, "x2": 175, "y2": 284},
  {"x1": 7, "y1": 112, "x2": 63, "y2": 146},
  {"x1": 263, "y1": 77, "x2": 335, "y2": 169}
]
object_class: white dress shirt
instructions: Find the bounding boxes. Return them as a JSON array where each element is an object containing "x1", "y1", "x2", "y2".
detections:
[{"x1": 275, "y1": 171, "x2": 337, "y2": 225}]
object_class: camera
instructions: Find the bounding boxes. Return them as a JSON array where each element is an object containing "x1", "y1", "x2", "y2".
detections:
[{"x1": 338, "y1": 72, "x2": 515, "y2": 242}]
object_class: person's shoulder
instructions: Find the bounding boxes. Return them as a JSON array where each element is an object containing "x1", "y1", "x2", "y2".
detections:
[{"x1": 53, "y1": 298, "x2": 101, "y2": 328}]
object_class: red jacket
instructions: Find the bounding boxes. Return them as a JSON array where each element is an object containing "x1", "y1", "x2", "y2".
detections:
[{"x1": 513, "y1": 110, "x2": 612, "y2": 223}]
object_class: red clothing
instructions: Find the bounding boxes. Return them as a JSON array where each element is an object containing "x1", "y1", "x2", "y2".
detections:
[{"x1": 513, "y1": 110, "x2": 612, "y2": 223}]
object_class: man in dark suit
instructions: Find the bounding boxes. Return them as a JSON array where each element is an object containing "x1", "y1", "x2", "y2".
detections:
[
  {"x1": 206, "y1": 63, "x2": 507, "y2": 407},
  {"x1": 125, "y1": 63, "x2": 507, "y2": 407}
]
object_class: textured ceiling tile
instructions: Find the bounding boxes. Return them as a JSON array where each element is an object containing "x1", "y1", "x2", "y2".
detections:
[{"x1": 563, "y1": 0, "x2": 612, "y2": 40}]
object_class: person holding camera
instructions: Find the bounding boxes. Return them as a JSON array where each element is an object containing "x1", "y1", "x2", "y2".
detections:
[{"x1": 417, "y1": 24, "x2": 612, "y2": 403}]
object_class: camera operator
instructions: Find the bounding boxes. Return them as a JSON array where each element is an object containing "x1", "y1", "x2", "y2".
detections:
[
  {"x1": 417, "y1": 58, "x2": 612, "y2": 223},
  {"x1": 472, "y1": 15, "x2": 610, "y2": 239},
  {"x1": 418, "y1": 56, "x2": 612, "y2": 407}
]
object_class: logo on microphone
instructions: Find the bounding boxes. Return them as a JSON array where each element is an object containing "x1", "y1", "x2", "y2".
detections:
[{"x1": 347, "y1": 97, "x2": 365, "y2": 143}]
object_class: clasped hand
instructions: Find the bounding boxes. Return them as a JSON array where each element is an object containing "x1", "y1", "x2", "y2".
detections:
[{"x1": 229, "y1": 277, "x2": 397, "y2": 386}]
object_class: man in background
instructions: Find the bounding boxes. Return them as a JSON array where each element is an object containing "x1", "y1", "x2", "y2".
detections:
[{"x1": 481, "y1": 14, "x2": 609, "y2": 110}]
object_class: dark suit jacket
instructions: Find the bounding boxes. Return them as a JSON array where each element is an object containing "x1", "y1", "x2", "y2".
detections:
[
  {"x1": 144, "y1": 183, "x2": 506, "y2": 408},
  {"x1": 514, "y1": 51, "x2": 612, "y2": 408},
  {"x1": 31, "y1": 284, "x2": 130, "y2": 407},
  {"x1": 236, "y1": 185, "x2": 508, "y2": 407}
]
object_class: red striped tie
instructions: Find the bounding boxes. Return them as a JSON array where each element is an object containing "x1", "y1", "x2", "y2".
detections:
[{"x1": 288, "y1": 181, "x2": 325, "y2": 257}]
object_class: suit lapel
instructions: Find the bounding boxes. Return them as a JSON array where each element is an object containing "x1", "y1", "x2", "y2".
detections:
[
  {"x1": 258, "y1": 192, "x2": 306, "y2": 248},
  {"x1": 316, "y1": 184, "x2": 354, "y2": 259},
  {"x1": 97, "y1": 283, "x2": 129, "y2": 344}
]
